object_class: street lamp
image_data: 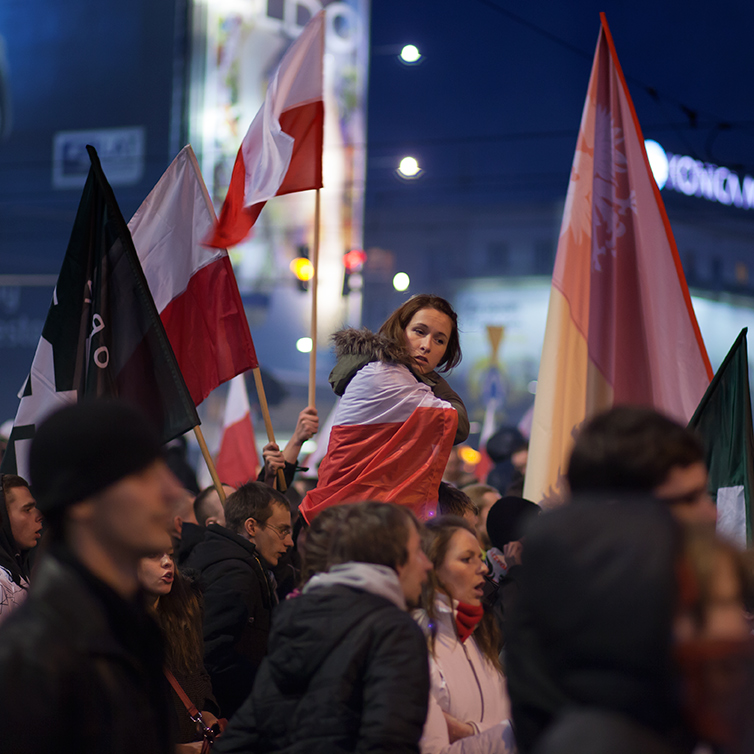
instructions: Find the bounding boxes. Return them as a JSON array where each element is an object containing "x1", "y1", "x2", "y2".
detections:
[
  {"x1": 397, "y1": 156, "x2": 421, "y2": 178},
  {"x1": 399, "y1": 44, "x2": 421, "y2": 64}
]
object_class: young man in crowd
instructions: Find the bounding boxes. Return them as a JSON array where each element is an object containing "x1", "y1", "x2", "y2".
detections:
[
  {"x1": 567, "y1": 405, "x2": 718, "y2": 526},
  {"x1": 0, "y1": 473, "x2": 42, "y2": 621},
  {"x1": 0, "y1": 399, "x2": 183, "y2": 754},
  {"x1": 185, "y1": 481, "x2": 293, "y2": 716},
  {"x1": 215, "y1": 501, "x2": 433, "y2": 754}
]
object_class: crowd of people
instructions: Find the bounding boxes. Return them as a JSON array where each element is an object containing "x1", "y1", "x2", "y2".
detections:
[{"x1": 0, "y1": 294, "x2": 753, "y2": 754}]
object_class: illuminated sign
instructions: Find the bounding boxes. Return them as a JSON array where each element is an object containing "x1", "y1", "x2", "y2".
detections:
[{"x1": 645, "y1": 139, "x2": 754, "y2": 210}]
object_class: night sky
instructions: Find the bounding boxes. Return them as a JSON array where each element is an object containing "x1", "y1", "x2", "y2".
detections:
[{"x1": 365, "y1": 1, "x2": 754, "y2": 210}]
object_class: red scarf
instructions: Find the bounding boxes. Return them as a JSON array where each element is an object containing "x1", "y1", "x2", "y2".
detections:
[{"x1": 455, "y1": 601, "x2": 484, "y2": 643}]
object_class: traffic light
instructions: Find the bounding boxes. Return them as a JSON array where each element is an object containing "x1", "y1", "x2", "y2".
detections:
[
  {"x1": 290, "y1": 245, "x2": 313, "y2": 292},
  {"x1": 342, "y1": 249, "x2": 367, "y2": 295}
]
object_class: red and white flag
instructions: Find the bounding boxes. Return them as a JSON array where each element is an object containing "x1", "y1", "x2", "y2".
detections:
[
  {"x1": 300, "y1": 362, "x2": 458, "y2": 522},
  {"x1": 128, "y1": 145, "x2": 258, "y2": 407},
  {"x1": 523, "y1": 14, "x2": 712, "y2": 506},
  {"x1": 206, "y1": 11, "x2": 325, "y2": 249},
  {"x1": 216, "y1": 374, "x2": 259, "y2": 487}
]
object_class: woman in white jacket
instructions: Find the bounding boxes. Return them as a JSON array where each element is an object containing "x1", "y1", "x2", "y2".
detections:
[{"x1": 416, "y1": 516, "x2": 516, "y2": 754}]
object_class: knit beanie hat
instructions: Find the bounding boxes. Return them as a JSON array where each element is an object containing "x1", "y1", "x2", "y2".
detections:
[
  {"x1": 485, "y1": 495, "x2": 541, "y2": 550},
  {"x1": 30, "y1": 398, "x2": 163, "y2": 514}
]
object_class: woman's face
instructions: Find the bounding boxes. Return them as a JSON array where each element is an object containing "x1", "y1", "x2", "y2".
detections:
[
  {"x1": 137, "y1": 548, "x2": 175, "y2": 597},
  {"x1": 404, "y1": 307, "x2": 453, "y2": 374},
  {"x1": 436, "y1": 528, "x2": 488, "y2": 606}
]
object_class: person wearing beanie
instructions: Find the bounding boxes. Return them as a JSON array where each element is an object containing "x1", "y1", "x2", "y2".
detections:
[
  {"x1": 0, "y1": 473, "x2": 42, "y2": 623},
  {"x1": 0, "y1": 398, "x2": 183, "y2": 754},
  {"x1": 484, "y1": 495, "x2": 541, "y2": 650}
]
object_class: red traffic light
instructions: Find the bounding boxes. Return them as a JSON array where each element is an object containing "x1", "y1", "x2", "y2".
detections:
[{"x1": 343, "y1": 249, "x2": 367, "y2": 273}]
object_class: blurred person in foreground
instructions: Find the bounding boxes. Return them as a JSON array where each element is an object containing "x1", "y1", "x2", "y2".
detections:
[
  {"x1": 185, "y1": 481, "x2": 293, "y2": 717},
  {"x1": 507, "y1": 494, "x2": 754, "y2": 754},
  {"x1": 416, "y1": 516, "x2": 515, "y2": 754},
  {"x1": 214, "y1": 501, "x2": 433, "y2": 754},
  {"x1": 138, "y1": 532, "x2": 222, "y2": 748},
  {"x1": 567, "y1": 405, "x2": 717, "y2": 526},
  {"x1": 0, "y1": 399, "x2": 183, "y2": 754},
  {"x1": 0, "y1": 473, "x2": 42, "y2": 622}
]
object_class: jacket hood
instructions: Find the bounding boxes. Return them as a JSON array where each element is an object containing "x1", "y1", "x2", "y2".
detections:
[
  {"x1": 267, "y1": 563, "x2": 407, "y2": 694},
  {"x1": 329, "y1": 328, "x2": 414, "y2": 396},
  {"x1": 304, "y1": 562, "x2": 406, "y2": 610},
  {"x1": 185, "y1": 523, "x2": 259, "y2": 572}
]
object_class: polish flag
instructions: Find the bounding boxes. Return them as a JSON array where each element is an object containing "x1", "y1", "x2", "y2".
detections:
[
  {"x1": 300, "y1": 362, "x2": 458, "y2": 522},
  {"x1": 206, "y1": 11, "x2": 325, "y2": 248},
  {"x1": 523, "y1": 14, "x2": 712, "y2": 507},
  {"x1": 128, "y1": 145, "x2": 258, "y2": 407},
  {"x1": 216, "y1": 374, "x2": 259, "y2": 487}
]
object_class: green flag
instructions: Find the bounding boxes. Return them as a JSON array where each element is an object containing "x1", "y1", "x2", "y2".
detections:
[{"x1": 688, "y1": 328, "x2": 754, "y2": 547}]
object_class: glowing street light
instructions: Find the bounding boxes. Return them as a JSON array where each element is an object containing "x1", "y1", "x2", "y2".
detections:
[
  {"x1": 397, "y1": 156, "x2": 421, "y2": 178},
  {"x1": 393, "y1": 272, "x2": 410, "y2": 292},
  {"x1": 399, "y1": 44, "x2": 421, "y2": 64},
  {"x1": 296, "y1": 337, "x2": 313, "y2": 353}
]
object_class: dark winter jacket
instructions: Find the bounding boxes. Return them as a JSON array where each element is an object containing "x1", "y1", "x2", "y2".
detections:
[
  {"x1": 0, "y1": 547, "x2": 173, "y2": 754},
  {"x1": 329, "y1": 328, "x2": 469, "y2": 444},
  {"x1": 185, "y1": 523, "x2": 276, "y2": 716},
  {"x1": 506, "y1": 496, "x2": 687, "y2": 753},
  {"x1": 533, "y1": 708, "x2": 687, "y2": 754},
  {"x1": 214, "y1": 563, "x2": 430, "y2": 754}
]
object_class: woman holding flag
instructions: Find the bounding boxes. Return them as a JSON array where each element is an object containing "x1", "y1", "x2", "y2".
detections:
[{"x1": 301, "y1": 295, "x2": 468, "y2": 522}]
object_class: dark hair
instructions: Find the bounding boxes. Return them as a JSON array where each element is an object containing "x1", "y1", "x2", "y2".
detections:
[
  {"x1": 2, "y1": 474, "x2": 30, "y2": 497},
  {"x1": 0, "y1": 474, "x2": 33, "y2": 585},
  {"x1": 437, "y1": 482, "x2": 479, "y2": 518},
  {"x1": 378, "y1": 294, "x2": 462, "y2": 372},
  {"x1": 225, "y1": 482, "x2": 289, "y2": 535},
  {"x1": 299, "y1": 505, "x2": 351, "y2": 584},
  {"x1": 486, "y1": 496, "x2": 541, "y2": 550},
  {"x1": 152, "y1": 568, "x2": 205, "y2": 675},
  {"x1": 328, "y1": 501, "x2": 420, "y2": 571},
  {"x1": 194, "y1": 484, "x2": 232, "y2": 527},
  {"x1": 421, "y1": 515, "x2": 501, "y2": 669},
  {"x1": 567, "y1": 406, "x2": 705, "y2": 495}
]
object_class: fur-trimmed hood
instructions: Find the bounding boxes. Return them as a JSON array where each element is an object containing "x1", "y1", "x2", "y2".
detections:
[{"x1": 329, "y1": 327, "x2": 415, "y2": 396}]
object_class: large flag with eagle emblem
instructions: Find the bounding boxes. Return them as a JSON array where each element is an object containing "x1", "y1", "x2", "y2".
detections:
[
  {"x1": 1, "y1": 146, "x2": 199, "y2": 478},
  {"x1": 523, "y1": 14, "x2": 712, "y2": 507}
]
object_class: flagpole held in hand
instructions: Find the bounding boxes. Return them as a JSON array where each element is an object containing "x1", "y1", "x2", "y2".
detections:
[
  {"x1": 193, "y1": 426, "x2": 227, "y2": 503},
  {"x1": 308, "y1": 188, "x2": 320, "y2": 409},
  {"x1": 252, "y1": 368, "x2": 287, "y2": 491}
]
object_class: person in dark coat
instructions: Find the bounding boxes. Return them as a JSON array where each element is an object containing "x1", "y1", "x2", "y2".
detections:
[
  {"x1": 505, "y1": 494, "x2": 690, "y2": 754},
  {"x1": 0, "y1": 399, "x2": 182, "y2": 754},
  {"x1": 214, "y1": 501, "x2": 433, "y2": 754},
  {"x1": 185, "y1": 481, "x2": 292, "y2": 716}
]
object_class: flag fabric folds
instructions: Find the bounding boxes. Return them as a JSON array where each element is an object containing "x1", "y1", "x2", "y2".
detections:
[
  {"x1": 688, "y1": 329, "x2": 754, "y2": 548},
  {"x1": 523, "y1": 14, "x2": 712, "y2": 506},
  {"x1": 299, "y1": 362, "x2": 458, "y2": 522},
  {"x1": 206, "y1": 10, "x2": 325, "y2": 249},
  {"x1": 215, "y1": 374, "x2": 259, "y2": 487},
  {"x1": 129, "y1": 145, "x2": 258, "y2": 406},
  {"x1": 1, "y1": 146, "x2": 199, "y2": 479}
]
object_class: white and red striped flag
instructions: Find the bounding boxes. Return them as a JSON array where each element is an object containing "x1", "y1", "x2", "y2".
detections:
[
  {"x1": 128, "y1": 145, "x2": 258, "y2": 407},
  {"x1": 523, "y1": 14, "x2": 712, "y2": 506},
  {"x1": 216, "y1": 374, "x2": 259, "y2": 487},
  {"x1": 300, "y1": 363, "x2": 458, "y2": 522},
  {"x1": 206, "y1": 10, "x2": 325, "y2": 248}
]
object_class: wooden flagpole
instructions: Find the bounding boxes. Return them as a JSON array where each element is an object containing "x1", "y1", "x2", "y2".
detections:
[
  {"x1": 308, "y1": 188, "x2": 321, "y2": 408},
  {"x1": 193, "y1": 425, "x2": 227, "y2": 503},
  {"x1": 252, "y1": 367, "x2": 287, "y2": 491}
]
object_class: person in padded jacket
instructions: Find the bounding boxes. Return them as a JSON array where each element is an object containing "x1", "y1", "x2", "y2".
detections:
[
  {"x1": 301, "y1": 295, "x2": 469, "y2": 522},
  {"x1": 214, "y1": 501, "x2": 433, "y2": 754},
  {"x1": 185, "y1": 482, "x2": 292, "y2": 717}
]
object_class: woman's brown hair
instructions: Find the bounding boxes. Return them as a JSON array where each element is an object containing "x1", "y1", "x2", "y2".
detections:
[
  {"x1": 151, "y1": 567, "x2": 205, "y2": 676},
  {"x1": 421, "y1": 515, "x2": 501, "y2": 670},
  {"x1": 378, "y1": 294, "x2": 462, "y2": 372}
]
